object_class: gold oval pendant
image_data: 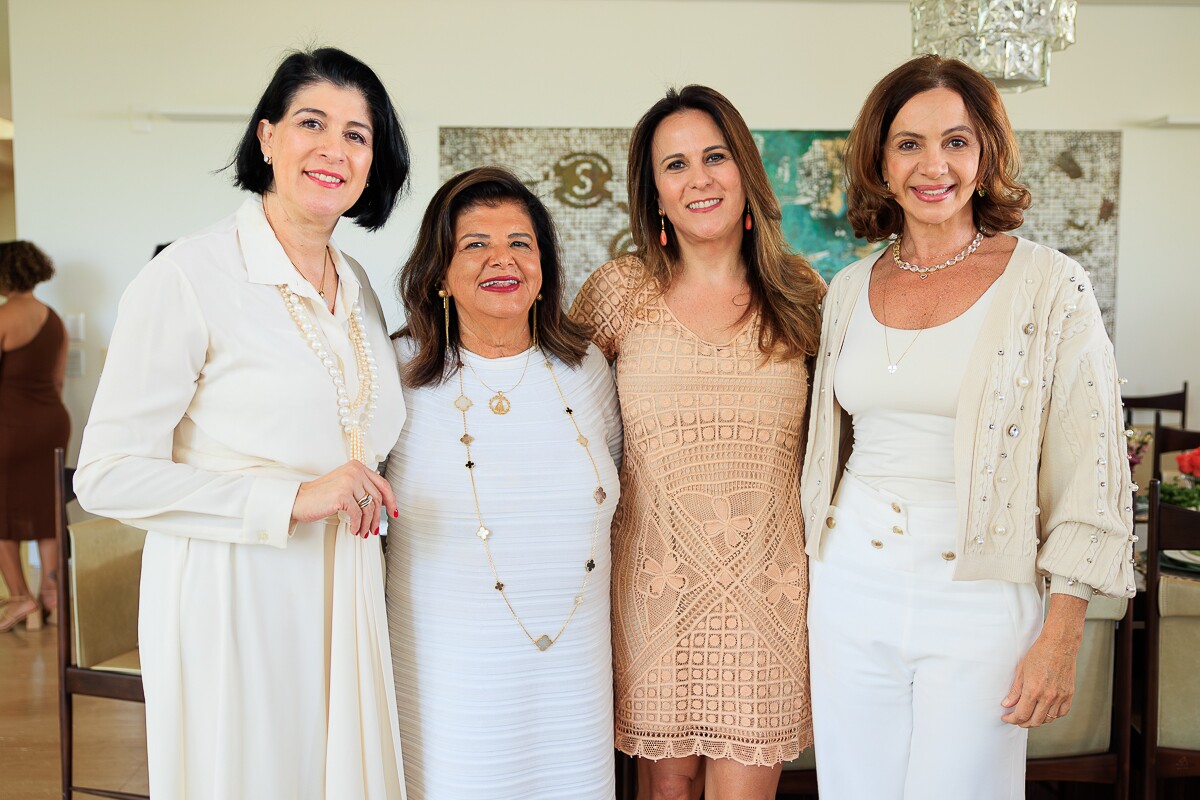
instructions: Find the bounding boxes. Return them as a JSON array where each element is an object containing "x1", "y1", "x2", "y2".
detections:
[{"x1": 488, "y1": 392, "x2": 511, "y2": 415}]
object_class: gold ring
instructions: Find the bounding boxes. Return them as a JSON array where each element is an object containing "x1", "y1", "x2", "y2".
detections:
[{"x1": 357, "y1": 494, "x2": 373, "y2": 509}]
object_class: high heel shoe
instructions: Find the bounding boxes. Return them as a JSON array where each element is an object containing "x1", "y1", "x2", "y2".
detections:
[{"x1": 0, "y1": 596, "x2": 42, "y2": 633}]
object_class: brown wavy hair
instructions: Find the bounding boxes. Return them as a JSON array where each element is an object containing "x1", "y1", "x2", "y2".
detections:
[
  {"x1": 396, "y1": 166, "x2": 590, "y2": 388},
  {"x1": 0, "y1": 241, "x2": 55, "y2": 293},
  {"x1": 627, "y1": 85, "x2": 825, "y2": 361},
  {"x1": 845, "y1": 55, "x2": 1032, "y2": 242}
]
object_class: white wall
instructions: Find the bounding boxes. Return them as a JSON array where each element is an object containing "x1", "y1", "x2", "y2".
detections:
[{"x1": 10, "y1": 0, "x2": 1200, "y2": 459}]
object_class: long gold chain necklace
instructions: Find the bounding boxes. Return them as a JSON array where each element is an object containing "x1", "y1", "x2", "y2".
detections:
[
  {"x1": 278, "y1": 285, "x2": 378, "y2": 462},
  {"x1": 462, "y1": 345, "x2": 533, "y2": 415},
  {"x1": 454, "y1": 350, "x2": 608, "y2": 651}
]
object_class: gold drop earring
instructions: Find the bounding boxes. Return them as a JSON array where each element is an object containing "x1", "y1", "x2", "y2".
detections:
[
  {"x1": 438, "y1": 289, "x2": 451, "y2": 345},
  {"x1": 531, "y1": 293, "x2": 543, "y2": 349}
]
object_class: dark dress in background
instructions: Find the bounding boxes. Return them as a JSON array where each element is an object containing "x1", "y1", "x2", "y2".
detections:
[{"x1": 0, "y1": 308, "x2": 70, "y2": 540}]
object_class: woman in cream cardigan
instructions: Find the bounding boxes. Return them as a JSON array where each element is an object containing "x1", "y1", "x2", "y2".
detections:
[{"x1": 800, "y1": 55, "x2": 1135, "y2": 799}]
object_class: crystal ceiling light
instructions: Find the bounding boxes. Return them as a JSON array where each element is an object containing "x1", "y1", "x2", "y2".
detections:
[{"x1": 911, "y1": 0, "x2": 1077, "y2": 92}]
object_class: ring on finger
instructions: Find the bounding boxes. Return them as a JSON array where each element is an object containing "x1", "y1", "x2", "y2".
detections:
[{"x1": 357, "y1": 494, "x2": 374, "y2": 509}]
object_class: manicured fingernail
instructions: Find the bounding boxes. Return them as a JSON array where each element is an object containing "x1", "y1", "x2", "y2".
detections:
[
  {"x1": 392, "y1": 509, "x2": 399, "y2": 518},
  {"x1": 374, "y1": 527, "x2": 379, "y2": 536}
]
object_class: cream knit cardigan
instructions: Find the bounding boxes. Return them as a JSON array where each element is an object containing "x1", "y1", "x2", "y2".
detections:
[{"x1": 800, "y1": 237, "x2": 1136, "y2": 600}]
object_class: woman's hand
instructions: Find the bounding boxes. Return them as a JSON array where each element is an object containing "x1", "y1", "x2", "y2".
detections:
[
  {"x1": 291, "y1": 461, "x2": 399, "y2": 539},
  {"x1": 1001, "y1": 593, "x2": 1088, "y2": 727}
]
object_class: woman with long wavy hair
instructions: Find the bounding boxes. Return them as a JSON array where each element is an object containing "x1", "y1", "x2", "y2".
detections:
[{"x1": 571, "y1": 85, "x2": 824, "y2": 800}]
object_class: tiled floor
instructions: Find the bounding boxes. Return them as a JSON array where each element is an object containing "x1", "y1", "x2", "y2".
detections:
[{"x1": 0, "y1": 620, "x2": 148, "y2": 800}]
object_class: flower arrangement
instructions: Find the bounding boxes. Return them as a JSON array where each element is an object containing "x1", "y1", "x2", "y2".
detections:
[
  {"x1": 1163, "y1": 445, "x2": 1200, "y2": 509},
  {"x1": 1127, "y1": 428, "x2": 1154, "y2": 468},
  {"x1": 1177, "y1": 446, "x2": 1200, "y2": 480}
]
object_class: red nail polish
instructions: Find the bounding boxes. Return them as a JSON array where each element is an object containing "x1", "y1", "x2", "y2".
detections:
[
  {"x1": 374, "y1": 527, "x2": 379, "y2": 536},
  {"x1": 392, "y1": 509, "x2": 399, "y2": 518}
]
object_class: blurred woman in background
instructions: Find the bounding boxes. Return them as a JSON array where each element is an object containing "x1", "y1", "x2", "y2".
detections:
[{"x1": 0, "y1": 240, "x2": 70, "y2": 632}]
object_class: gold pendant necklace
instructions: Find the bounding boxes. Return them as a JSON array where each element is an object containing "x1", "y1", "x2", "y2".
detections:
[
  {"x1": 454, "y1": 350, "x2": 608, "y2": 651},
  {"x1": 462, "y1": 345, "x2": 533, "y2": 415}
]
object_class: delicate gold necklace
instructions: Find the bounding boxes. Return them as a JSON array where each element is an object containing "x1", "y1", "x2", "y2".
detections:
[
  {"x1": 462, "y1": 345, "x2": 533, "y2": 415},
  {"x1": 278, "y1": 286, "x2": 377, "y2": 462},
  {"x1": 892, "y1": 229, "x2": 983, "y2": 279},
  {"x1": 264, "y1": 199, "x2": 334, "y2": 304},
  {"x1": 454, "y1": 350, "x2": 608, "y2": 651},
  {"x1": 880, "y1": 275, "x2": 941, "y2": 375}
]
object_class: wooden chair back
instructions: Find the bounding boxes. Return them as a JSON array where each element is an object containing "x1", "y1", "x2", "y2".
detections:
[
  {"x1": 1124, "y1": 382, "x2": 1187, "y2": 429},
  {"x1": 54, "y1": 447, "x2": 148, "y2": 800},
  {"x1": 1141, "y1": 479, "x2": 1200, "y2": 799},
  {"x1": 1151, "y1": 423, "x2": 1200, "y2": 484}
]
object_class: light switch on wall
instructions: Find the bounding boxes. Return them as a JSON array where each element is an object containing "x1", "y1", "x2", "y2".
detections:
[{"x1": 65, "y1": 313, "x2": 86, "y2": 342}]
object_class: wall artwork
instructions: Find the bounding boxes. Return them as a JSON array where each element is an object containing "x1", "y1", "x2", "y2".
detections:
[{"x1": 440, "y1": 127, "x2": 1121, "y2": 336}]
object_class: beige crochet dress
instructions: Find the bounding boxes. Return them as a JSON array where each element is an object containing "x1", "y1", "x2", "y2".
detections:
[{"x1": 571, "y1": 255, "x2": 813, "y2": 766}]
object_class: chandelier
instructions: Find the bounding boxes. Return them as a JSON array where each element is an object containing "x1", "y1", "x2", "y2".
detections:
[{"x1": 911, "y1": 1, "x2": 1077, "y2": 92}]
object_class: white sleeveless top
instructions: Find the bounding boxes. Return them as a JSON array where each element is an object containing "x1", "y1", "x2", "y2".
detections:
[{"x1": 834, "y1": 276, "x2": 997, "y2": 503}]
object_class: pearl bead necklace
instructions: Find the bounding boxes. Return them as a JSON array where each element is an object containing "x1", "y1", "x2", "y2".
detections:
[{"x1": 278, "y1": 285, "x2": 379, "y2": 463}]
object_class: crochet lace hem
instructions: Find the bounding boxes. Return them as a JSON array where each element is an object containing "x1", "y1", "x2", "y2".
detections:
[{"x1": 616, "y1": 731, "x2": 812, "y2": 768}]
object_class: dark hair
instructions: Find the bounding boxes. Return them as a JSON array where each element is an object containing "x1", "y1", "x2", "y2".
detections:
[
  {"x1": 626, "y1": 85, "x2": 824, "y2": 360},
  {"x1": 0, "y1": 241, "x2": 54, "y2": 292},
  {"x1": 845, "y1": 55, "x2": 1031, "y2": 241},
  {"x1": 231, "y1": 47, "x2": 410, "y2": 231},
  {"x1": 397, "y1": 166, "x2": 590, "y2": 388}
]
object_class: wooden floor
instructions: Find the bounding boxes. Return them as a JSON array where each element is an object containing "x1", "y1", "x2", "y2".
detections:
[{"x1": 0, "y1": 620, "x2": 149, "y2": 800}]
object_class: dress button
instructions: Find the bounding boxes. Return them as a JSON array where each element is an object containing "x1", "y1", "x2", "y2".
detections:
[
  {"x1": 258, "y1": 531, "x2": 269, "y2": 543},
  {"x1": 891, "y1": 502, "x2": 902, "y2": 513},
  {"x1": 870, "y1": 539, "x2": 884, "y2": 549},
  {"x1": 825, "y1": 516, "x2": 836, "y2": 529},
  {"x1": 941, "y1": 551, "x2": 956, "y2": 561},
  {"x1": 892, "y1": 525, "x2": 903, "y2": 535}
]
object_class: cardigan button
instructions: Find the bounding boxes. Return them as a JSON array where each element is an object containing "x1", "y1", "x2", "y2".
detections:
[
  {"x1": 1008, "y1": 424, "x2": 1020, "y2": 437},
  {"x1": 941, "y1": 551, "x2": 956, "y2": 561},
  {"x1": 826, "y1": 516, "x2": 836, "y2": 529},
  {"x1": 892, "y1": 525, "x2": 904, "y2": 535},
  {"x1": 1023, "y1": 322, "x2": 1036, "y2": 335},
  {"x1": 870, "y1": 539, "x2": 884, "y2": 549},
  {"x1": 891, "y1": 502, "x2": 902, "y2": 513},
  {"x1": 1016, "y1": 376, "x2": 1030, "y2": 388}
]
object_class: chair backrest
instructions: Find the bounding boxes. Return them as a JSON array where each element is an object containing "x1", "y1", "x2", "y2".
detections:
[
  {"x1": 1151, "y1": 422, "x2": 1200, "y2": 484},
  {"x1": 67, "y1": 518, "x2": 145, "y2": 670},
  {"x1": 1143, "y1": 479, "x2": 1200, "y2": 789},
  {"x1": 1124, "y1": 382, "x2": 1188, "y2": 429}
]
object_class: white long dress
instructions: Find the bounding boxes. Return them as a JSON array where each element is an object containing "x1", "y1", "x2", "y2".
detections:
[
  {"x1": 75, "y1": 197, "x2": 407, "y2": 799},
  {"x1": 385, "y1": 341, "x2": 621, "y2": 800}
]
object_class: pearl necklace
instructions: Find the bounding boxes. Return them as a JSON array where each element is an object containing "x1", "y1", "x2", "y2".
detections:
[
  {"x1": 892, "y1": 229, "x2": 984, "y2": 279},
  {"x1": 278, "y1": 285, "x2": 379, "y2": 462},
  {"x1": 454, "y1": 350, "x2": 607, "y2": 652}
]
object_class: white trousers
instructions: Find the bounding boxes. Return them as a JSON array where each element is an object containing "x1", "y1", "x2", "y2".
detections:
[{"x1": 807, "y1": 473, "x2": 1042, "y2": 800}]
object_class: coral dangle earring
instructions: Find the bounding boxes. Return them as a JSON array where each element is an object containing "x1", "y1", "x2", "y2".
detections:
[
  {"x1": 744, "y1": 207, "x2": 752, "y2": 231},
  {"x1": 659, "y1": 210, "x2": 668, "y2": 247}
]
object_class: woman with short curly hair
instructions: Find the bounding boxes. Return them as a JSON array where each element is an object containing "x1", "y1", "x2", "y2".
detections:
[{"x1": 0, "y1": 240, "x2": 70, "y2": 633}]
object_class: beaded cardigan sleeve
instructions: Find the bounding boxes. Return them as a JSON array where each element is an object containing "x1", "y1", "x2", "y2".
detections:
[{"x1": 1033, "y1": 255, "x2": 1135, "y2": 599}]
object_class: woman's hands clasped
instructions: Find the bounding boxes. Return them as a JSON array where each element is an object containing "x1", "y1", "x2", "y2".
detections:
[
  {"x1": 291, "y1": 461, "x2": 399, "y2": 538},
  {"x1": 1001, "y1": 593, "x2": 1088, "y2": 728}
]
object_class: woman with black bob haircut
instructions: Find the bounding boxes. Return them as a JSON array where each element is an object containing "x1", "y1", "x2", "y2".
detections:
[
  {"x1": 385, "y1": 166, "x2": 622, "y2": 799},
  {"x1": 232, "y1": 47, "x2": 410, "y2": 231},
  {"x1": 76, "y1": 47, "x2": 411, "y2": 798}
]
